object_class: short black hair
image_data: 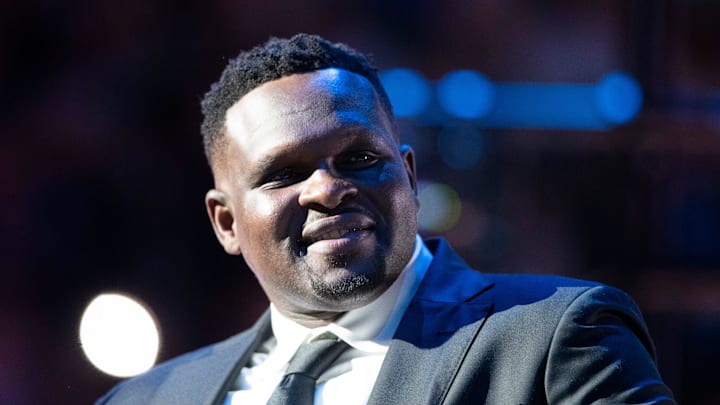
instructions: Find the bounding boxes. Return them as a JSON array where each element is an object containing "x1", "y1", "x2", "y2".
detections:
[{"x1": 200, "y1": 33, "x2": 394, "y2": 164}]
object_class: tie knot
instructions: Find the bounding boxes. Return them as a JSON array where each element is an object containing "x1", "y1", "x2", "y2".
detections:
[
  {"x1": 285, "y1": 332, "x2": 349, "y2": 379},
  {"x1": 266, "y1": 332, "x2": 350, "y2": 405}
]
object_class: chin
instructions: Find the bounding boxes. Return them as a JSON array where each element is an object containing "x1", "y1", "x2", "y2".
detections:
[{"x1": 310, "y1": 271, "x2": 385, "y2": 308}]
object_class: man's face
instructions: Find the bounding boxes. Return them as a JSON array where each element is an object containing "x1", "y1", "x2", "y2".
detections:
[{"x1": 206, "y1": 68, "x2": 419, "y2": 323}]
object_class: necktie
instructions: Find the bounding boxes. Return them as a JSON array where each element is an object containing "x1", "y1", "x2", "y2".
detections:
[{"x1": 266, "y1": 332, "x2": 349, "y2": 405}]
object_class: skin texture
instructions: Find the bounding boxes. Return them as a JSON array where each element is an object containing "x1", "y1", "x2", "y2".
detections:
[{"x1": 205, "y1": 68, "x2": 419, "y2": 328}]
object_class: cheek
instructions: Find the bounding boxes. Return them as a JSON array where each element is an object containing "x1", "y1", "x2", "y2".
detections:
[
  {"x1": 253, "y1": 194, "x2": 280, "y2": 219},
  {"x1": 235, "y1": 192, "x2": 300, "y2": 279},
  {"x1": 240, "y1": 191, "x2": 299, "y2": 241},
  {"x1": 372, "y1": 165, "x2": 419, "y2": 229},
  {"x1": 379, "y1": 163, "x2": 417, "y2": 204}
]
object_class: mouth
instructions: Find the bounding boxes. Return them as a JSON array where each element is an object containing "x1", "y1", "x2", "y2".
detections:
[{"x1": 300, "y1": 213, "x2": 376, "y2": 254}]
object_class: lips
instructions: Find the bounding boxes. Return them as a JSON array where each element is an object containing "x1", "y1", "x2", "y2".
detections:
[{"x1": 301, "y1": 212, "x2": 375, "y2": 247}]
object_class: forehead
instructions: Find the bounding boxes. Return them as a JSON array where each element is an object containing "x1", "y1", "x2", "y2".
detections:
[{"x1": 221, "y1": 68, "x2": 396, "y2": 164}]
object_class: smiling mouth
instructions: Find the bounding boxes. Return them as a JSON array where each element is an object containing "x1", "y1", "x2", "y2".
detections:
[{"x1": 300, "y1": 213, "x2": 375, "y2": 253}]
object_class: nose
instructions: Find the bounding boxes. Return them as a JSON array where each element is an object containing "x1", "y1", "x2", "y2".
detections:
[{"x1": 298, "y1": 169, "x2": 358, "y2": 210}]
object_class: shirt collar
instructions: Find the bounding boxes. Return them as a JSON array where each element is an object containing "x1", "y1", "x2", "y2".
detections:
[{"x1": 269, "y1": 235, "x2": 432, "y2": 357}]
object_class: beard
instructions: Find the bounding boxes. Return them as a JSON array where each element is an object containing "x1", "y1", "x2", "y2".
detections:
[
  {"x1": 311, "y1": 272, "x2": 373, "y2": 299},
  {"x1": 307, "y1": 253, "x2": 382, "y2": 304},
  {"x1": 298, "y1": 233, "x2": 414, "y2": 311}
]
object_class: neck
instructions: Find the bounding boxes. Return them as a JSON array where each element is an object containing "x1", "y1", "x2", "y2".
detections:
[{"x1": 280, "y1": 308, "x2": 345, "y2": 329}]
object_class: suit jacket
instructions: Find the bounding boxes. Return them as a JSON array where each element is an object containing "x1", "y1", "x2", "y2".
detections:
[{"x1": 97, "y1": 238, "x2": 675, "y2": 404}]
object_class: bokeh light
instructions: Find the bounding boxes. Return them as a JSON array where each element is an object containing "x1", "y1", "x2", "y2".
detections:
[
  {"x1": 379, "y1": 68, "x2": 432, "y2": 117},
  {"x1": 79, "y1": 293, "x2": 160, "y2": 378},
  {"x1": 437, "y1": 70, "x2": 495, "y2": 119},
  {"x1": 594, "y1": 71, "x2": 643, "y2": 124},
  {"x1": 417, "y1": 181, "x2": 463, "y2": 232},
  {"x1": 437, "y1": 125, "x2": 484, "y2": 170},
  {"x1": 484, "y1": 82, "x2": 601, "y2": 129}
]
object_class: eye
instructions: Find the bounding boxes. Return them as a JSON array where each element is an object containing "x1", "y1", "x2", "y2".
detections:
[
  {"x1": 336, "y1": 152, "x2": 378, "y2": 170},
  {"x1": 262, "y1": 167, "x2": 304, "y2": 188}
]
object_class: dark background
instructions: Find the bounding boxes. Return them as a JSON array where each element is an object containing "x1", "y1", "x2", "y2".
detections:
[{"x1": 2, "y1": 0, "x2": 719, "y2": 403}]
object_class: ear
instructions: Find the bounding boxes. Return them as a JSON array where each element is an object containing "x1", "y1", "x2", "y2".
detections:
[
  {"x1": 205, "y1": 189, "x2": 243, "y2": 255},
  {"x1": 399, "y1": 144, "x2": 418, "y2": 195}
]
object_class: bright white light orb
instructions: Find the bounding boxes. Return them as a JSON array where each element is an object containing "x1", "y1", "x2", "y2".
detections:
[{"x1": 79, "y1": 293, "x2": 160, "y2": 377}]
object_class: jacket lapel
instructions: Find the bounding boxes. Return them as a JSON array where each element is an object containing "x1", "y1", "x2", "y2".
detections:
[
  {"x1": 367, "y1": 239, "x2": 495, "y2": 405},
  {"x1": 152, "y1": 310, "x2": 271, "y2": 405}
]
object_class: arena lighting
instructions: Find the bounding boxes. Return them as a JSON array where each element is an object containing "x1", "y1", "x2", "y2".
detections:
[
  {"x1": 378, "y1": 68, "x2": 432, "y2": 117},
  {"x1": 417, "y1": 181, "x2": 462, "y2": 233},
  {"x1": 79, "y1": 293, "x2": 160, "y2": 378},
  {"x1": 484, "y1": 81, "x2": 602, "y2": 129},
  {"x1": 594, "y1": 71, "x2": 644, "y2": 125},
  {"x1": 381, "y1": 68, "x2": 643, "y2": 129},
  {"x1": 483, "y1": 71, "x2": 643, "y2": 129},
  {"x1": 436, "y1": 70, "x2": 495, "y2": 119}
]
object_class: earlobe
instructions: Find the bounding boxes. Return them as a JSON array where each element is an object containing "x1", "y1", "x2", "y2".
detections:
[{"x1": 205, "y1": 189, "x2": 243, "y2": 255}]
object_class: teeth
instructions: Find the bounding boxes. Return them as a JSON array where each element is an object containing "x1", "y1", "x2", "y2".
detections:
[
  {"x1": 301, "y1": 214, "x2": 375, "y2": 246},
  {"x1": 326, "y1": 228, "x2": 352, "y2": 239},
  {"x1": 312, "y1": 227, "x2": 365, "y2": 243}
]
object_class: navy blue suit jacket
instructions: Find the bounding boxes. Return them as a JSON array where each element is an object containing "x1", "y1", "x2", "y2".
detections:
[{"x1": 97, "y1": 239, "x2": 675, "y2": 404}]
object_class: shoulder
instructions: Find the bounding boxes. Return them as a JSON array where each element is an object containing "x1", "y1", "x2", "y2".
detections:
[
  {"x1": 471, "y1": 273, "x2": 655, "y2": 369},
  {"x1": 449, "y1": 276, "x2": 673, "y2": 402},
  {"x1": 95, "y1": 343, "x2": 217, "y2": 404},
  {"x1": 423, "y1": 238, "x2": 641, "y2": 323},
  {"x1": 482, "y1": 272, "x2": 601, "y2": 295},
  {"x1": 95, "y1": 319, "x2": 265, "y2": 405},
  {"x1": 483, "y1": 273, "x2": 640, "y2": 312},
  {"x1": 478, "y1": 273, "x2": 644, "y2": 327}
]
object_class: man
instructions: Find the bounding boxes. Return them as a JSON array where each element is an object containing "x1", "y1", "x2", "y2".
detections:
[{"x1": 98, "y1": 34, "x2": 675, "y2": 404}]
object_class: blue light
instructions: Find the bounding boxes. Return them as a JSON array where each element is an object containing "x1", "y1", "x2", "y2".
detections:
[
  {"x1": 594, "y1": 71, "x2": 644, "y2": 125},
  {"x1": 437, "y1": 70, "x2": 495, "y2": 119},
  {"x1": 484, "y1": 83, "x2": 603, "y2": 129},
  {"x1": 378, "y1": 68, "x2": 432, "y2": 117},
  {"x1": 381, "y1": 68, "x2": 642, "y2": 129}
]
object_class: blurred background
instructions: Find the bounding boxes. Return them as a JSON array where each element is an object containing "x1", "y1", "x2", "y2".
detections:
[{"x1": 2, "y1": 0, "x2": 719, "y2": 403}]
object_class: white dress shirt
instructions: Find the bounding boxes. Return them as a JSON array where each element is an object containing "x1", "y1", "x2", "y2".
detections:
[{"x1": 225, "y1": 235, "x2": 432, "y2": 405}]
